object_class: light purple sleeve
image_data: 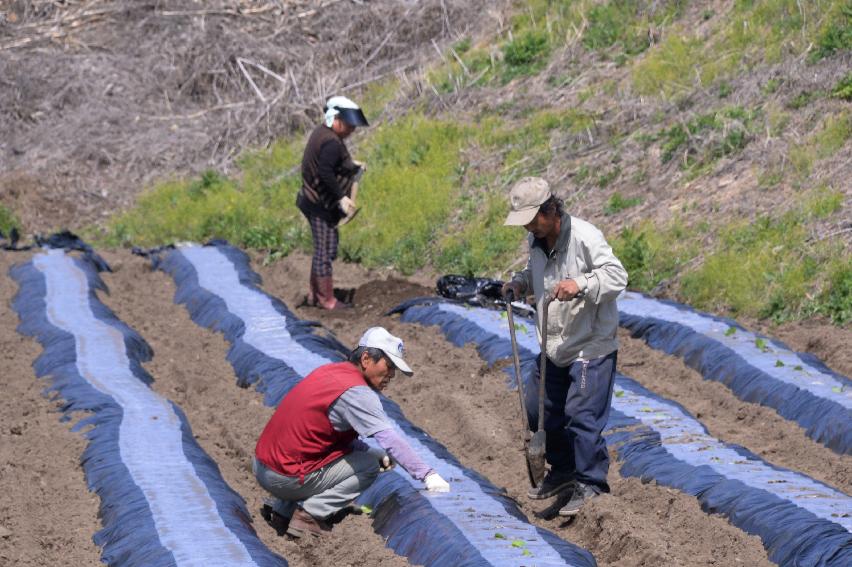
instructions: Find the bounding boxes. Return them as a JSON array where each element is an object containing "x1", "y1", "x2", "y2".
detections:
[
  {"x1": 374, "y1": 428, "x2": 434, "y2": 481},
  {"x1": 328, "y1": 386, "x2": 433, "y2": 481}
]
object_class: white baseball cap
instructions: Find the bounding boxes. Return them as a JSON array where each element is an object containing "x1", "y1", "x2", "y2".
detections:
[
  {"x1": 358, "y1": 327, "x2": 413, "y2": 376},
  {"x1": 504, "y1": 176, "x2": 551, "y2": 226}
]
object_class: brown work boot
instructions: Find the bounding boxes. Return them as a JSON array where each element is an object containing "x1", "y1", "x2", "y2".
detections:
[{"x1": 285, "y1": 508, "x2": 331, "y2": 538}]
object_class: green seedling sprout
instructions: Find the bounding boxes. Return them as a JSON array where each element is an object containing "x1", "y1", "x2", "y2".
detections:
[
  {"x1": 724, "y1": 326, "x2": 737, "y2": 336},
  {"x1": 614, "y1": 390, "x2": 625, "y2": 397},
  {"x1": 775, "y1": 360, "x2": 784, "y2": 367},
  {"x1": 494, "y1": 532, "x2": 506, "y2": 540},
  {"x1": 360, "y1": 505, "x2": 373, "y2": 515},
  {"x1": 511, "y1": 539, "x2": 526, "y2": 548}
]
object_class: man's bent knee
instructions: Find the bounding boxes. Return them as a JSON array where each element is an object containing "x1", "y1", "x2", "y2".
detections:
[{"x1": 348, "y1": 450, "x2": 381, "y2": 486}]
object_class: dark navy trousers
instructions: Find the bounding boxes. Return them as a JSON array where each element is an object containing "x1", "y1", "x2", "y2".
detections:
[{"x1": 525, "y1": 350, "x2": 617, "y2": 492}]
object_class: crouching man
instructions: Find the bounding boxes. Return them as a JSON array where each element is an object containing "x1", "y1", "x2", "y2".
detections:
[{"x1": 253, "y1": 326, "x2": 451, "y2": 538}]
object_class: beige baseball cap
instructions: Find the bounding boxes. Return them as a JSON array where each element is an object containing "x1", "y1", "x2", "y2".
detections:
[
  {"x1": 358, "y1": 327, "x2": 413, "y2": 376},
  {"x1": 504, "y1": 177, "x2": 551, "y2": 226}
]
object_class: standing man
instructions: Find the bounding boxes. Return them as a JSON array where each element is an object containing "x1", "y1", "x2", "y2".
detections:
[
  {"x1": 297, "y1": 95, "x2": 368, "y2": 310},
  {"x1": 253, "y1": 327, "x2": 451, "y2": 538},
  {"x1": 501, "y1": 177, "x2": 627, "y2": 517}
]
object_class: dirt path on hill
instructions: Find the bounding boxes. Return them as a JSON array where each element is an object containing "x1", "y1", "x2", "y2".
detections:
[{"x1": 1, "y1": 247, "x2": 848, "y2": 566}]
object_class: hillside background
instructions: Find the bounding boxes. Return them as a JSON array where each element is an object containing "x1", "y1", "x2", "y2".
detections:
[{"x1": 1, "y1": 0, "x2": 850, "y2": 326}]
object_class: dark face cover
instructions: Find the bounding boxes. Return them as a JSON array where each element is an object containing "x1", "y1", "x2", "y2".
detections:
[{"x1": 334, "y1": 106, "x2": 369, "y2": 127}]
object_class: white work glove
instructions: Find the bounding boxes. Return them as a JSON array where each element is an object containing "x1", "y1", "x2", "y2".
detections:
[
  {"x1": 352, "y1": 160, "x2": 366, "y2": 182},
  {"x1": 339, "y1": 196, "x2": 356, "y2": 215},
  {"x1": 424, "y1": 472, "x2": 450, "y2": 492},
  {"x1": 368, "y1": 447, "x2": 393, "y2": 472}
]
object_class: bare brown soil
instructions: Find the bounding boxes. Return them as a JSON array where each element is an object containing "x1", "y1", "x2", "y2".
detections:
[
  {"x1": 2, "y1": 248, "x2": 850, "y2": 565},
  {"x1": 2, "y1": 1, "x2": 849, "y2": 565},
  {"x1": 0, "y1": 249, "x2": 101, "y2": 567}
]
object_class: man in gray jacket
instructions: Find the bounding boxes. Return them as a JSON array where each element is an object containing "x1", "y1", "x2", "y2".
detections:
[{"x1": 502, "y1": 176, "x2": 627, "y2": 517}]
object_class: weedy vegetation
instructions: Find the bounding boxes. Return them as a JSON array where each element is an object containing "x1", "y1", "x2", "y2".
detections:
[
  {"x1": 0, "y1": 204, "x2": 20, "y2": 235},
  {"x1": 97, "y1": 0, "x2": 851, "y2": 327}
]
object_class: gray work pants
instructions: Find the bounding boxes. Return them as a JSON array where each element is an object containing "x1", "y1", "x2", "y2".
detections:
[{"x1": 253, "y1": 451, "x2": 379, "y2": 520}]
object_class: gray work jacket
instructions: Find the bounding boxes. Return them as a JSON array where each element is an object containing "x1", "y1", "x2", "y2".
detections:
[{"x1": 511, "y1": 214, "x2": 628, "y2": 366}]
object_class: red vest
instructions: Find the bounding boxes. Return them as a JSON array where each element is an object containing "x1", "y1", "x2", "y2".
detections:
[{"x1": 255, "y1": 362, "x2": 365, "y2": 481}]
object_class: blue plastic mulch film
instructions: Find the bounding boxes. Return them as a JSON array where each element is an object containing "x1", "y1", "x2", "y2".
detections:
[
  {"x1": 154, "y1": 242, "x2": 597, "y2": 567},
  {"x1": 10, "y1": 248, "x2": 286, "y2": 567},
  {"x1": 618, "y1": 291, "x2": 852, "y2": 455},
  {"x1": 391, "y1": 297, "x2": 852, "y2": 567}
]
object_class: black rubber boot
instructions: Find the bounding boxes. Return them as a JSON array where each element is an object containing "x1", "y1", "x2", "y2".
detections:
[{"x1": 527, "y1": 470, "x2": 576, "y2": 500}]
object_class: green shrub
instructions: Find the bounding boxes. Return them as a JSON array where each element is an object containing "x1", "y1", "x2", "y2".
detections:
[
  {"x1": 0, "y1": 204, "x2": 20, "y2": 235},
  {"x1": 187, "y1": 170, "x2": 226, "y2": 200},
  {"x1": 660, "y1": 124, "x2": 689, "y2": 163},
  {"x1": 434, "y1": 193, "x2": 519, "y2": 276},
  {"x1": 611, "y1": 221, "x2": 697, "y2": 291},
  {"x1": 816, "y1": 262, "x2": 852, "y2": 325},
  {"x1": 832, "y1": 72, "x2": 852, "y2": 100},
  {"x1": 341, "y1": 115, "x2": 470, "y2": 274},
  {"x1": 584, "y1": 3, "x2": 627, "y2": 51},
  {"x1": 604, "y1": 193, "x2": 642, "y2": 215},
  {"x1": 681, "y1": 214, "x2": 801, "y2": 317},
  {"x1": 454, "y1": 37, "x2": 472, "y2": 55},
  {"x1": 816, "y1": 112, "x2": 852, "y2": 158},
  {"x1": 503, "y1": 31, "x2": 549, "y2": 66},
  {"x1": 658, "y1": 107, "x2": 755, "y2": 169},
  {"x1": 714, "y1": 128, "x2": 749, "y2": 158},
  {"x1": 762, "y1": 77, "x2": 782, "y2": 95},
  {"x1": 502, "y1": 30, "x2": 550, "y2": 81},
  {"x1": 790, "y1": 111, "x2": 852, "y2": 177},
  {"x1": 806, "y1": 187, "x2": 844, "y2": 218},
  {"x1": 596, "y1": 166, "x2": 622, "y2": 188},
  {"x1": 679, "y1": 201, "x2": 849, "y2": 323},
  {"x1": 584, "y1": 1, "x2": 646, "y2": 55},
  {"x1": 632, "y1": 33, "x2": 708, "y2": 98},
  {"x1": 788, "y1": 90, "x2": 818, "y2": 109},
  {"x1": 103, "y1": 138, "x2": 306, "y2": 248},
  {"x1": 812, "y1": 1, "x2": 852, "y2": 61},
  {"x1": 635, "y1": 1, "x2": 850, "y2": 99}
]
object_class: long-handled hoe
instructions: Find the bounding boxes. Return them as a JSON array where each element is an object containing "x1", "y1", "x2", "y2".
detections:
[{"x1": 506, "y1": 293, "x2": 553, "y2": 487}]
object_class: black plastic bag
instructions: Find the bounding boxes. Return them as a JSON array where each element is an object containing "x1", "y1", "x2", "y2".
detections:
[{"x1": 435, "y1": 274, "x2": 507, "y2": 308}]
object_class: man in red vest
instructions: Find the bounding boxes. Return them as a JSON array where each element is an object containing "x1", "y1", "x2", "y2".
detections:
[{"x1": 253, "y1": 327, "x2": 451, "y2": 538}]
